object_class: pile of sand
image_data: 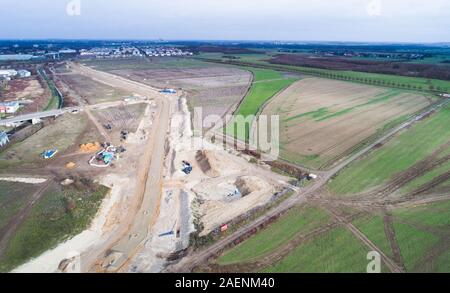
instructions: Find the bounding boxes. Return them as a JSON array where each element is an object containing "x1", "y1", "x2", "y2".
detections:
[
  {"x1": 65, "y1": 162, "x2": 76, "y2": 169},
  {"x1": 195, "y1": 150, "x2": 220, "y2": 178},
  {"x1": 80, "y1": 142, "x2": 101, "y2": 153}
]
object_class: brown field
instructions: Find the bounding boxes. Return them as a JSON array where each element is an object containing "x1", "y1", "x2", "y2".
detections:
[
  {"x1": 110, "y1": 66, "x2": 252, "y2": 120},
  {"x1": 79, "y1": 58, "x2": 249, "y2": 121},
  {"x1": 3, "y1": 77, "x2": 49, "y2": 113},
  {"x1": 261, "y1": 77, "x2": 436, "y2": 170},
  {"x1": 81, "y1": 58, "x2": 252, "y2": 121},
  {"x1": 55, "y1": 73, "x2": 130, "y2": 105},
  {"x1": 91, "y1": 103, "x2": 148, "y2": 143}
]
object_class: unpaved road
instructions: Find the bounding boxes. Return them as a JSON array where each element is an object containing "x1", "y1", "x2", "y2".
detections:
[
  {"x1": 69, "y1": 63, "x2": 172, "y2": 272},
  {"x1": 167, "y1": 98, "x2": 450, "y2": 273}
]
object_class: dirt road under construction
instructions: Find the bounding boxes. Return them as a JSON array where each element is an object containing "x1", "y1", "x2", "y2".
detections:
[
  {"x1": 69, "y1": 63, "x2": 173, "y2": 272},
  {"x1": 167, "y1": 97, "x2": 450, "y2": 273}
]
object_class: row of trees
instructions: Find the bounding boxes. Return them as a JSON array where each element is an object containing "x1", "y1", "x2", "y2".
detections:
[
  {"x1": 293, "y1": 68, "x2": 445, "y2": 92},
  {"x1": 211, "y1": 58, "x2": 447, "y2": 93}
]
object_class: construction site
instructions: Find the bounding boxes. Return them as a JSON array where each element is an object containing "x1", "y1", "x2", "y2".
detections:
[
  {"x1": 0, "y1": 51, "x2": 449, "y2": 274},
  {"x1": 0, "y1": 58, "x2": 296, "y2": 273}
]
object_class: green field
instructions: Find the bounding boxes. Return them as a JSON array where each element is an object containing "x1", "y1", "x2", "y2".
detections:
[
  {"x1": 39, "y1": 69, "x2": 62, "y2": 110},
  {"x1": 352, "y1": 215, "x2": 393, "y2": 258},
  {"x1": 217, "y1": 205, "x2": 330, "y2": 265},
  {"x1": 0, "y1": 113, "x2": 88, "y2": 168},
  {"x1": 390, "y1": 200, "x2": 450, "y2": 272},
  {"x1": 400, "y1": 160, "x2": 450, "y2": 194},
  {"x1": 434, "y1": 249, "x2": 450, "y2": 273},
  {"x1": 328, "y1": 105, "x2": 450, "y2": 196},
  {"x1": 225, "y1": 67, "x2": 298, "y2": 141},
  {"x1": 352, "y1": 208, "x2": 444, "y2": 272},
  {"x1": 0, "y1": 181, "x2": 38, "y2": 232},
  {"x1": 407, "y1": 55, "x2": 450, "y2": 65},
  {"x1": 392, "y1": 221, "x2": 439, "y2": 271},
  {"x1": 0, "y1": 181, "x2": 109, "y2": 272},
  {"x1": 393, "y1": 200, "x2": 450, "y2": 228},
  {"x1": 261, "y1": 227, "x2": 371, "y2": 273}
]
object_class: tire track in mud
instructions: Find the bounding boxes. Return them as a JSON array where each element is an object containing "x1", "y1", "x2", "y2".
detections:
[
  {"x1": 0, "y1": 179, "x2": 53, "y2": 256},
  {"x1": 406, "y1": 171, "x2": 450, "y2": 198},
  {"x1": 383, "y1": 210, "x2": 406, "y2": 271},
  {"x1": 200, "y1": 220, "x2": 342, "y2": 273},
  {"x1": 412, "y1": 237, "x2": 450, "y2": 273},
  {"x1": 323, "y1": 205, "x2": 405, "y2": 273}
]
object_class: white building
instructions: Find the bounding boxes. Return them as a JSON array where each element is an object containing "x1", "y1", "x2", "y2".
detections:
[
  {"x1": 0, "y1": 69, "x2": 17, "y2": 79},
  {"x1": 17, "y1": 70, "x2": 31, "y2": 78},
  {"x1": 0, "y1": 101, "x2": 20, "y2": 114}
]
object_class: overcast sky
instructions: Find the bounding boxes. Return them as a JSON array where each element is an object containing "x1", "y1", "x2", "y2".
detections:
[{"x1": 0, "y1": 0, "x2": 449, "y2": 42}]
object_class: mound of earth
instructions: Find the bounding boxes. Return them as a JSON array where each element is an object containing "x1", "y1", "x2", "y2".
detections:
[
  {"x1": 195, "y1": 150, "x2": 220, "y2": 178},
  {"x1": 235, "y1": 176, "x2": 261, "y2": 197}
]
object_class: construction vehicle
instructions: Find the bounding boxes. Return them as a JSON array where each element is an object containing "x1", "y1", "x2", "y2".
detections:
[
  {"x1": 307, "y1": 173, "x2": 318, "y2": 180},
  {"x1": 89, "y1": 145, "x2": 118, "y2": 168},
  {"x1": 182, "y1": 160, "x2": 193, "y2": 175},
  {"x1": 159, "y1": 88, "x2": 177, "y2": 94},
  {"x1": 42, "y1": 149, "x2": 58, "y2": 159}
]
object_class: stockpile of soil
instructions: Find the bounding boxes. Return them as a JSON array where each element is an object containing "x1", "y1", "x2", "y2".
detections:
[
  {"x1": 79, "y1": 142, "x2": 101, "y2": 153},
  {"x1": 195, "y1": 150, "x2": 220, "y2": 178}
]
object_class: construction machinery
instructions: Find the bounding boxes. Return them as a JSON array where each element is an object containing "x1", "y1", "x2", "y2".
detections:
[{"x1": 182, "y1": 160, "x2": 193, "y2": 175}]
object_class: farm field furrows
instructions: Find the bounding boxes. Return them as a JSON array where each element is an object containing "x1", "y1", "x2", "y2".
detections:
[
  {"x1": 261, "y1": 77, "x2": 435, "y2": 169},
  {"x1": 260, "y1": 227, "x2": 371, "y2": 273},
  {"x1": 56, "y1": 73, "x2": 130, "y2": 104},
  {"x1": 328, "y1": 104, "x2": 450, "y2": 196},
  {"x1": 84, "y1": 58, "x2": 253, "y2": 122},
  {"x1": 216, "y1": 205, "x2": 331, "y2": 265}
]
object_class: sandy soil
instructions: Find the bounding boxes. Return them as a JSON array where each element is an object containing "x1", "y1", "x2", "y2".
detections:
[{"x1": 13, "y1": 100, "x2": 157, "y2": 273}]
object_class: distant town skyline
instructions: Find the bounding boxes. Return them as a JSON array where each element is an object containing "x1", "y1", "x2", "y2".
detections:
[{"x1": 1, "y1": 0, "x2": 449, "y2": 43}]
